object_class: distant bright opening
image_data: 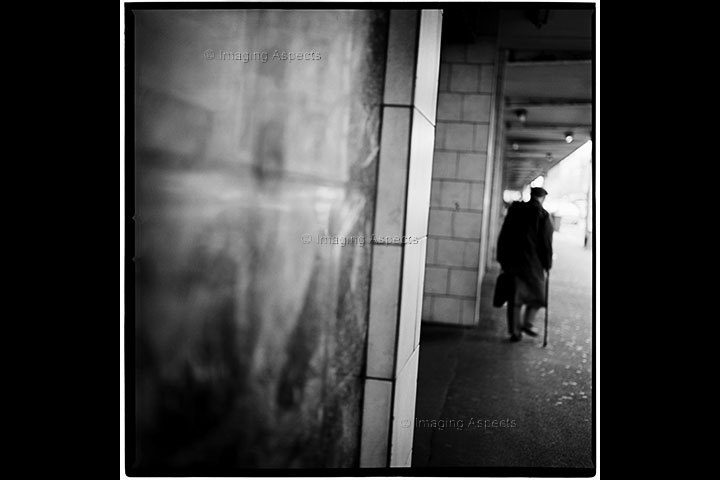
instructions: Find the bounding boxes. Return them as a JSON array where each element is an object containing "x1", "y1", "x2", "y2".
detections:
[
  {"x1": 542, "y1": 140, "x2": 592, "y2": 246},
  {"x1": 503, "y1": 190, "x2": 522, "y2": 203},
  {"x1": 530, "y1": 176, "x2": 544, "y2": 188},
  {"x1": 521, "y1": 185, "x2": 531, "y2": 201}
]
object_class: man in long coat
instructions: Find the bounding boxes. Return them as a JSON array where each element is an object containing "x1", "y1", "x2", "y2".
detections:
[{"x1": 497, "y1": 187, "x2": 554, "y2": 341}]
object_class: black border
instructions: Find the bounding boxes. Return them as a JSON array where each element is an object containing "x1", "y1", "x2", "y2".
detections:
[
  {"x1": 124, "y1": 2, "x2": 596, "y2": 10},
  {"x1": 128, "y1": 466, "x2": 595, "y2": 477},
  {"x1": 125, "y1": 5, "x2": 138, "y2": 476}
]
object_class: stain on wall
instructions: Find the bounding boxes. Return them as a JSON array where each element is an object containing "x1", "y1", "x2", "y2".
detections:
[{"x1": 132, "y1": 9, "x2": 388, "y2": 471}]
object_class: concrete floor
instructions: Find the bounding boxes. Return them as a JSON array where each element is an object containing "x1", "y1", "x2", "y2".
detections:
[{"x1": 412, "y1": 226, "x2": 595, "y2": 471}]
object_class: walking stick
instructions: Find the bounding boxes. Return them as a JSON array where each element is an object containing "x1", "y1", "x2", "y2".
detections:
[{"x1": 543, "y1": 270, "x2": 550, "y2": 347}]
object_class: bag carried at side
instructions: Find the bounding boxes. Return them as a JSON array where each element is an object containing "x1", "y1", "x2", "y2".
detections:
[{"x1": 493, "y1": 272, "x2": 513, "y2": 308}]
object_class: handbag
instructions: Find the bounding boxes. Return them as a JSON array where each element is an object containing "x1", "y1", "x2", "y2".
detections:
[{"x1": 493, "y1": 272, "x2": 513, "y2": 308}]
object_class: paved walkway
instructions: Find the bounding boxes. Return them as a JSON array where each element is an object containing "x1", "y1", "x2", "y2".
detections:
[{"x1": 412, "y1": 228, "x2": 594, "y2": 470}]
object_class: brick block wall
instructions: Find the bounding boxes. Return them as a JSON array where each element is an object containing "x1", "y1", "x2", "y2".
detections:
[{"x1": 422, "y1": 37, "x2": 497, "y2": 326}]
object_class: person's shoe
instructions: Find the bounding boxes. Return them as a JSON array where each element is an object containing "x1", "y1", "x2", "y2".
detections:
[
  {"x1": 521, "y1": 326, "x2": 539, "y2": 337},
  {"x1": 509, "y1": 333, "x2": 522, "y2": 342}
]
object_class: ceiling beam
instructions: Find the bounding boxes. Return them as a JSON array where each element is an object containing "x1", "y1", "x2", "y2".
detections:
[
  {"x1": 505, "y1": 97, "x2": 591, "y2": 108},
  {"x1": 506, "y1": 138, "x2": 583, "y2": 146},
  {"x1": 507, "y1": 131, "x2": 592, "y2": 138},
  {"x1": 506, "y1": 59, "x2": 592, "y2": 67},
  {"x1": 504, "y1": 162, "x2": 556, "y2": 169},
  {"x1": 506, "y1": 148, "x2": 583, "y2": 156},
  {"x1": 505, "y1": 121, "x2": 592, "y2": 130}
]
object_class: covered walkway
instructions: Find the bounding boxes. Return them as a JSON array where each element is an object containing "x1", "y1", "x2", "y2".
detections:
[{"x1": 412, "y1": 228, "x2": 594, "y2": 469}]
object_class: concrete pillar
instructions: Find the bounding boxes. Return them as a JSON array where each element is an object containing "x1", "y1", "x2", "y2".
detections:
[
  {"x1": 486, "y1": 50, "x2": 509, "y2": 274},
  {"x1": 359, "y1": 10, "x2": 442, "y2": 468},
  {"x1": 422, "y1": 18, "x2": 500, "y2": 327}
]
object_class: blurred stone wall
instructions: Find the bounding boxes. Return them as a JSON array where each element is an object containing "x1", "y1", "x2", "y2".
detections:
[
  {"x1": 422, "y1": 31, "x2": 500, "y2": 326},
  {"x1": 132, "y1": 10, "x2": 387, "y2": 470}
]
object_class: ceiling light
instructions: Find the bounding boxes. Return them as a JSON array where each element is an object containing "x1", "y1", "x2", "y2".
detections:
[
  {"x1": 512, "y1": 143, "x2": 520, "y2": 151},
  {"x1": 515, "y1": 109, "x2": 527, "y2": 123},
  {"x1": 564, "y1": 131, "x2": 574, "y2": 143},
  {"x1": 546, "y1": 153, "x2": 553, "y2": 162}
]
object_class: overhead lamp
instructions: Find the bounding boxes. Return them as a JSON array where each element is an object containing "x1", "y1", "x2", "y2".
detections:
[
  {"x1": 564, "y1": 131, "x2": 574, "y2": 143},
  {"x1": 512, "y1": 142, "x2": 520, "y2": 151},
  {"x1": 515, "y1": 109, "x2": 528, "y2": 123},
  {"x1": 546, "y1": 153, "x2": 553, "y2": 162}
]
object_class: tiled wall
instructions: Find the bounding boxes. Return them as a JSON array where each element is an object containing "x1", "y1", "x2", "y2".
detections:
[
  {"x1": 359, "y1": 10, "x2": 442, "y2": 468},
  {"x1": 422, "y1": 36, "x2": 499, "y2": 326},
  {"x1": 132, "y1": 10, "x2": 388, "y2": 471}
]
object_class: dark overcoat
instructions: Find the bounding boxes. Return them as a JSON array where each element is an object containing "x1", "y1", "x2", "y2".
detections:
[{"x1": 496, "y1": 198, "x2": 554, "y2": 307}]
